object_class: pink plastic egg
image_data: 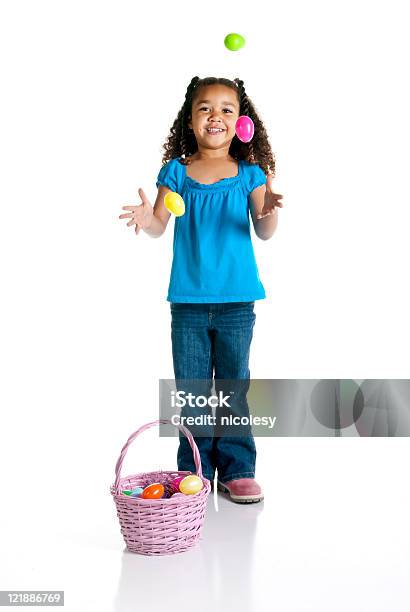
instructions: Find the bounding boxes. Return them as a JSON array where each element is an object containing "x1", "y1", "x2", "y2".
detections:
[
  {"x1": 235, "y1": 116, "x2": 254, "y2": 143},
  {"x1": 170, "y1": 476, "x2": 187, "y2": 491}
]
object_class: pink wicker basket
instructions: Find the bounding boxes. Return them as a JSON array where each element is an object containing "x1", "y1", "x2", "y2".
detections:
[{"x1": 110, "y1": 418, "x2": 211, "y2": 556}]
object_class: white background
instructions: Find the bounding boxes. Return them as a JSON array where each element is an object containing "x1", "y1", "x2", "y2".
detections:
[{"x1": 0, "y1": 0, "x2": 409, "y2": 610}]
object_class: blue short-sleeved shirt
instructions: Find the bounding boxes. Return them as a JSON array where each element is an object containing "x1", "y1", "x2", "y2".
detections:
[{"x1": 156, "y1": 156, "x2": 266, "y2": 303}]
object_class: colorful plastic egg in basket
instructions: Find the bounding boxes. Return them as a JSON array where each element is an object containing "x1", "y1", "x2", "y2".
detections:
[{"x1": 110, "y1": 419, "x2": 211, "y2": 556}]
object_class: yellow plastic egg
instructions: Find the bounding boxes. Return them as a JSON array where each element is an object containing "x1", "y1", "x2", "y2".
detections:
[
  {"x1": 164, "y1": 191, "x2": 185, "y2": 217},
  {"x1": 179, "y1": 475, "x2": 203, "y2": 495}
]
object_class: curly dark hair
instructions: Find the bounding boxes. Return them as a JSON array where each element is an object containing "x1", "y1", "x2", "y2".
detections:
[{"x1": 160, "y1": 76, "x2": 276, "y2": 177}]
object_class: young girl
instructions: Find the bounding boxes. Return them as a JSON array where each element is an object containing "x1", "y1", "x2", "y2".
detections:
[{"x1": 119, "y1": 76, "x2": 284, "y2": 503}]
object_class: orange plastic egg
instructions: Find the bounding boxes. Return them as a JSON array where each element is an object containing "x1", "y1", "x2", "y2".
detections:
[{"x1": 141, "y1": 483, "x2": 165, "y2": 499}]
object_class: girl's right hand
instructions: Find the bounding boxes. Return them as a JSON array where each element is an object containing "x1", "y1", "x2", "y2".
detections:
[{"x1": 119, "y1": 188, "x2": 153, "y2": 235}]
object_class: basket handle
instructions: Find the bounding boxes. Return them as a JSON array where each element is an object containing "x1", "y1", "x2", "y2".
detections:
[{"x1": 113, "y1": 418, "x2": 203, "y2": 494}]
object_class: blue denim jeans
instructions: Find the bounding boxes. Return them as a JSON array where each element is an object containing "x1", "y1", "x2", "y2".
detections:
[{"x1": 170, "y1": 301, "x2": 257, "y2": 484}]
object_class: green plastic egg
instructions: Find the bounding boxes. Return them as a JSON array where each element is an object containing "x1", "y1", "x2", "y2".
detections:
[{"x1": 224, "y1": 33, "x2": 245, "y2": 52}]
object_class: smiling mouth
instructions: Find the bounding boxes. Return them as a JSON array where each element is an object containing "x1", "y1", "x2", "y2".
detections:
[{"x1": 205, "y1": 127, "x2": 226, "y2": 135}]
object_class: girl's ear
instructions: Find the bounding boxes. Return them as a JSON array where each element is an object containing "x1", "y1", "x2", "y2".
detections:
[{"x1": 188, "y1": 118, "x2": 192, "y2": 130}]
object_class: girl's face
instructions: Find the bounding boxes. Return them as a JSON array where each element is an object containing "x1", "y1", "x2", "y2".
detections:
[{"x1": 188, "y1": 85, "x2": 240, "y2": 152}]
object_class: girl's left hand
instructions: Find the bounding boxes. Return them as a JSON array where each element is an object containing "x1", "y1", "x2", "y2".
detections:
[{"x1": 256, "y1": 175, "x2": 284, "y2": 220}]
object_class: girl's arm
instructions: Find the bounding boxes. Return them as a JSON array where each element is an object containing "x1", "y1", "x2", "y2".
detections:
[
  {"x1": 249, "y1": 184, "x2": 280, "y2": 241},
  {"x1": 120, "y1": 186, "x2": 172, "y2": 238},
  {"x1": 143, "y1": 186, "x2": 172, "y2": 238}
]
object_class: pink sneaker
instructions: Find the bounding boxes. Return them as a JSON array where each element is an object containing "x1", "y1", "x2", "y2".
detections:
[{"x1": 217, "y1": 478, "x2": 264, "y2": 503}]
